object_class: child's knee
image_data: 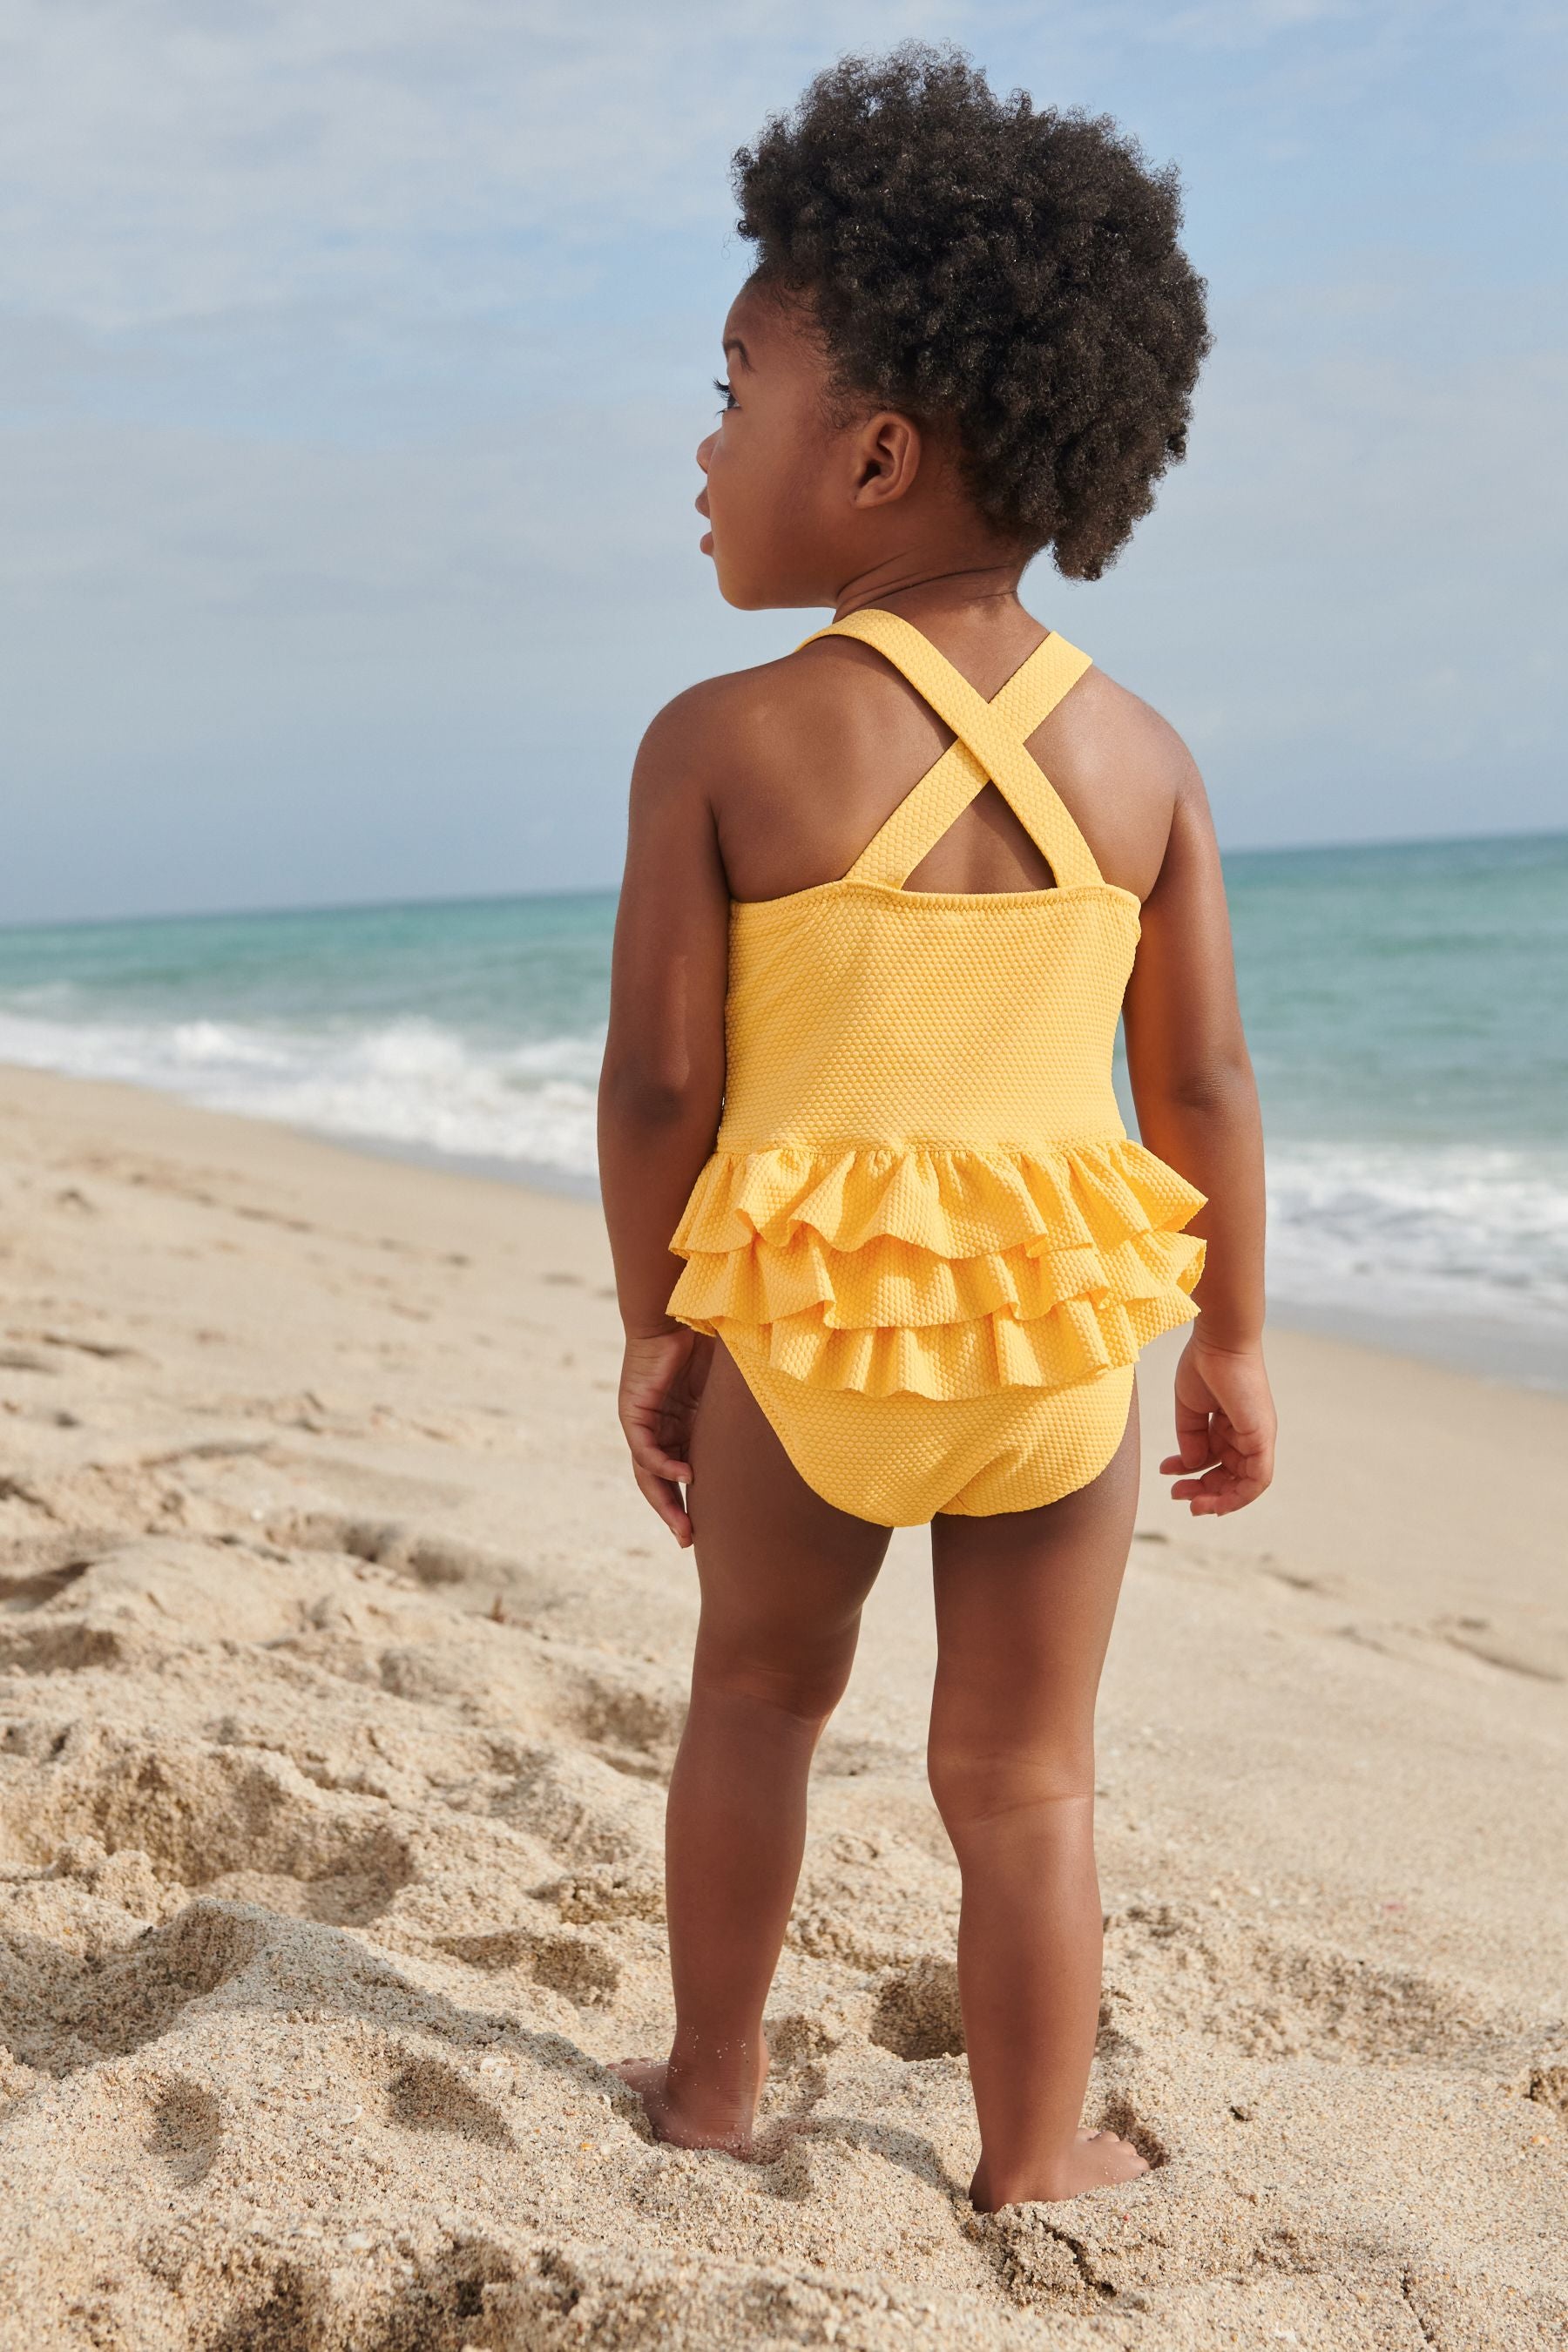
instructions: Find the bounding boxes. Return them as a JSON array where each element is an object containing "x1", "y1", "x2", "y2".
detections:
[
  {"x1": 925, "y1": 1737, "x2": 1093, "y2": 1834},
  {"x1": 693, "y1": 1648, "x2": 849, "y2": 1731}
]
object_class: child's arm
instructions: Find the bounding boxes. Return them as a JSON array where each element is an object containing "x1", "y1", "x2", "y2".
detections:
[
  {"x1": 1121, "y1": 746, "x2": 1277, "y2": 1516},
  {"x1": 598, "y1": 691, "x2": 732, "y2": 1547}
]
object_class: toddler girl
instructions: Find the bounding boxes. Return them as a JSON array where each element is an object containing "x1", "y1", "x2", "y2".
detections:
[{"x1": 598, "y1": 46, "x2": 1275, "y2": 2211}]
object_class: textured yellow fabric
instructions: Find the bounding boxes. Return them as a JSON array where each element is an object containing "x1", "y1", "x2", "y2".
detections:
[
  {"x1": 667, "y1": 607, "x2": 1206, "y2": 1525},
  {"x1": 728, "y1": 1342, "x2": 1137, "y2": 1528}
]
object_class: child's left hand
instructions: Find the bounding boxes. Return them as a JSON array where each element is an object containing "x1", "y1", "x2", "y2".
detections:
[
  {"x1": 617, "y1": 1326, "x2": 714, "y2": 1547},
  {"x1": 1160, "y1": 1330, "x2": 1276, "y2": 1516}
]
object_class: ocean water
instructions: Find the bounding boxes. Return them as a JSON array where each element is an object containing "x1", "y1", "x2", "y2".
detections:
[{"x1": 1, "y1": 832, "x2": 1565, "y2": 1383}]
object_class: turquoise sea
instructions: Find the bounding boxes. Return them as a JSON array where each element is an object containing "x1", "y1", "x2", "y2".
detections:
[{"x1": 1, "y1": 832, "x2": 1565, "y2": 1384}]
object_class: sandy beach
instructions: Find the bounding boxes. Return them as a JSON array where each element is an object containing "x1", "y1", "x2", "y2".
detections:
[{"x1": 0, "y1": 1061, "x2": 1564, "y2": 2350}]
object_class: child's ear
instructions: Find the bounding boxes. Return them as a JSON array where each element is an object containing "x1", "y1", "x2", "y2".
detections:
[{"x1": 848, "y1": 411, "x2": 922, "y2": 509}]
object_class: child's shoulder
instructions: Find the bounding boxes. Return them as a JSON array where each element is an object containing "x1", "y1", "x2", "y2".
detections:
[
  {"x1": 640, "y1": 637, "x2": 882, "y2": 754},
  {"x1": 635, "y1": 639, "x2": 902, "y2": 808},
  {"x1": 1061, "y1": 662, "x2": 1204, "y2": 803}
]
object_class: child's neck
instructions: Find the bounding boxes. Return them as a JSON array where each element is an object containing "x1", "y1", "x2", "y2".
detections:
[{"x1": 831, "y1": 553, "x2": 1028, "y2": 628}]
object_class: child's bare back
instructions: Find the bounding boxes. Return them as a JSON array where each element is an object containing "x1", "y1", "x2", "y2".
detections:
[{"x1": 647, "y1": 618, "x2": 1190, "y2": 907}]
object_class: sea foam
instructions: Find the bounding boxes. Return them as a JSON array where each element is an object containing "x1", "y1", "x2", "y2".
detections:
[{"x1": 0, "y1": 1008, "x2": 603, "y2": 1177}]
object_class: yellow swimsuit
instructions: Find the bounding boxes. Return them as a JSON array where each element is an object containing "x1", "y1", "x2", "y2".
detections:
[{"x1": 666, "y1": 608, "x2": 1206, "y2": 1528}]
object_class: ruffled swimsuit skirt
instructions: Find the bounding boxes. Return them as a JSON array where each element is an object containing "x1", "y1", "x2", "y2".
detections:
[{"x1": 666, "y1": 609, "x2": 1206, "y2": 1528}]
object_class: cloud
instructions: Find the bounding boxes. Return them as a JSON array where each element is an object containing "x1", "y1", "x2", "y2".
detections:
[
  {"x1": 10, "y1": 1, "x2": 1531, "y2": 328},
  {"x1": 0, "y1": 0, "x2": 1562, "y2": 918},
  {"x1": 0, "y1": 0, "x2": 954, "y2": 328}
]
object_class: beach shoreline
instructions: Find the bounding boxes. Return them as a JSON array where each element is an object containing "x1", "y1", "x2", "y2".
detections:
[
  {"x1": 4, "y1": 826, "x2": 1565, "y2": 1401},
  {"x1": 10, "y1": 1045, "x2": 1564, "y2": 1398},
  {"x1": 1, "y1": 1062, "x2": 1565, "y2": 2349},
  {"x1": 296, "y1": 1112, "x2": 1568, "y2": 1398}
]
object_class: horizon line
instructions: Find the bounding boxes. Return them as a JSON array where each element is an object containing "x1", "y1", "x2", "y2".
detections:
[{"x1": 2, "y1": 821, "x2": 1564, "y2": 938}]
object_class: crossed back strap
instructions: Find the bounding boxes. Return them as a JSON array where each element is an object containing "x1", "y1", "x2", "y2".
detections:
[{"x1": 797, "y1": 606, "x2": 1101, "y2": 892}]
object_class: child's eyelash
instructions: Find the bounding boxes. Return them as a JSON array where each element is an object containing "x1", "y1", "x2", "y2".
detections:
[{"x1": 713, "y1": 375, "x2": 734, "y2": 413}]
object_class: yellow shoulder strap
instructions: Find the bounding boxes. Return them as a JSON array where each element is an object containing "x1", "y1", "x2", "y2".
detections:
[{"x1": 798, "y1": 607, "x2": 1101, "y2": 890}]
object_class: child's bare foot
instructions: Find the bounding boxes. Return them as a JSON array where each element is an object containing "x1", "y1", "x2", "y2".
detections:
[
  {"x1": 970, "y1": 2126, "x2": 1150, "y2": 2211},
  {"x1": 611, "y1": 2046, "x2": 770, "y2": 2158}
]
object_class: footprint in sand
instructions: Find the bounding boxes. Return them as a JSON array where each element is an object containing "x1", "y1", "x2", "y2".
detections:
[
  {"x1": 2, "y1": 1735, "x2": 417, "y2": 1928},
  {"x1": 870, "y1": 1957, "x2": 966, "y2": 2061},
  {"x1": 269, "y1": 1511, "x2": 531, "y2": 1600},
  {"x1": 553, "y1": 1662, "x2": 684, "y2": 1782},
  {"x1": 531, "y1": 1863, "x2": 665, "y2": 1926},
  {"x1": 486, "y1": 1742, "x2": 664, "y2": 1872},
  {"x1": 437, "y1": 1924, "x2": 621, "y2": 2008},
  {"x1": 1, "y1": 1905, "x2": 262, "y2": 2074},
  {"x1": 146, "y1": 2077, "x2": 222, "y2": 2186},
  {"x1": 1105, "y1": 1898, "x2": 1536, "y2": 2069},
  {"x1": 387, "y1": 2054, "x2": 514, "y2": 2146},
  {"x1": 0, "y1": 1550, "x2": 97, "y2": 1610}
]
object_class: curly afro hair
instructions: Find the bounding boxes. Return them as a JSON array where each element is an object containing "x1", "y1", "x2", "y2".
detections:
[{"x1": 733, "y1": 45, "x2": 1211, "y2": 579}]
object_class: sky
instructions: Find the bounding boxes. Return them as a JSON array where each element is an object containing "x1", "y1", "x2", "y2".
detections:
[{"x1": 1, "y1": 0, "x2": 1565, "y2": 924}]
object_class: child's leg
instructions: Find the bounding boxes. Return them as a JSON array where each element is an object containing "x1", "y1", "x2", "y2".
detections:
[
  {"x1": 927, "y1": 1389, "x2": 1146, "y2": 2209},
  {"x1": 614, "y1": 1340, "x2": 891, "y2": 2152}
]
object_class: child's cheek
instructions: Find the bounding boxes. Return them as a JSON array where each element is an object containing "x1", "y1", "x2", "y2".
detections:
[{"x1": 707, "y1": 446, "x2": 753, "y2": 554}]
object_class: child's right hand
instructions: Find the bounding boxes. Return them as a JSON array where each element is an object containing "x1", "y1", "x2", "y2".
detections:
[
  {"x1": 1160, "y1": 1331, "x2": 1276, "y2": 1516},
  {"x1": 617, "y1": 1324, "x2": 714, "y2": 1548}
]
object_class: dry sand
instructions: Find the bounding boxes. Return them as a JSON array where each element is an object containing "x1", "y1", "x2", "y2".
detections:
[{"x1": 0, "y1": 1062, "x2": 1564, "y2": 2351}]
